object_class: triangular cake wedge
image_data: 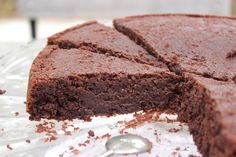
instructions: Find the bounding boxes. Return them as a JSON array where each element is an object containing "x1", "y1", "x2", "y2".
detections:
[
  {"x1": 179, "y1": 74, "x2": 236, "y2": 157},
  {"x1": 114, "y1": 14, "x2": 236, "y2": 83},
  {"x1": 113, "y1": 14, "x2": 236, "y2": 157},
  {"x1": 48, "y1": 21, "x2": 167, "y2": 69},
  {"x1": 27, "y1": 45, "x2": 183, "y2": 120}
]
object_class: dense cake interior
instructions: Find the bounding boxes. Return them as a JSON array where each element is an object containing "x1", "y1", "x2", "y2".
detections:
[
  {"x1": 27, "y1": 46, "x2": 183, "y2": 120},
  {"x1": 27, "y1": 15, "x2": 236, "y2": 157},
  {"x1": 28, "y1": 73, "x2": 183, "y2": 120},
  {"x1": 177, "y1": 79, "x2": 219, "y2": 157}
]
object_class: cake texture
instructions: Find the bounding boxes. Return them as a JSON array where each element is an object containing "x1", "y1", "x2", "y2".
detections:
[
  {"x1": 114, "y1": 14, "x2": 236, "y2": 82},
  {"x1": 178, "y1": 74, "x2": 236, "y2": 157},
  {"x1": 27, "y1": 45, "x2": 183, "y2": 120},
  {"x1": 27, "y1": 14, "x2": 236, "y2": 157},
  {"x1": 48, "y1": 21, "x2": 167, "y2": 68}
]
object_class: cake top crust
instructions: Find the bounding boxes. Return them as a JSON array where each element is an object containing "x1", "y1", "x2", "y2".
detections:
[
  {"x1": 30, "y1": 45, "x2": 171, "y2": 80},
  {"x1": 48, "y1": 21, "x2": 167, "y2": 69},
  {"x1": 114, "y1": 14, "x2": 236, "y2": 83}
]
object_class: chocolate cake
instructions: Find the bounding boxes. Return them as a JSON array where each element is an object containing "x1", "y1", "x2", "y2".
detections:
[
  {"x1": 27, "y1": 14, "x2": 236, "y2": 157},
  {"x1": 27, "y1": 45, "x2": 183, "y2": 120},
  {"x1": 114, "y1": 14, "x2": 236, "y2": 82},
  {"x1": 48, "y1": 21, "x2": 167, "y2": 68},
  {"x1": 178, "y1": 74, "x2": 236, "y2": 157}
]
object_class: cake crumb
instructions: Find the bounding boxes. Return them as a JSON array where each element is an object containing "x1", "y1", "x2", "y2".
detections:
[
  {"x1": 72, "y1": 149, "x2": 79, "y2": 155},
  {"x1": 168, "y1": 128, "x2": 180, "y2": 133},
  {"x1": 101, "y1": 133, "x2": 111, "y2": 139},
  {"x1": 0, "y1": 89, "x2": 6, "y2": 95},
  {"x1": 35, "y1": 121, "x2": 57, "y2": 142},
  {"x1": 183, "y1": 147, "x2": 189, "y2": 151},
  {"x1": 14, "y1": 112, "x2": 19, "y2": 116},
  {"x1": 26, "y1": 139, "x2": 31, "y2": 143},
  {"x1": 6, "y1": 144, "x2": 13, "y2": 150},
  {"x1": 69, "y1": 146, "x2": 74, "y2": 150},
  {"x1": 68, "y1": 146, "x2": 80, "y2": 155},
  {"x1": 73, "y1": 127, "x2": 80, "y2": 131},
  {"x1": 59, "y1": 152, "x2": 65, "y2": 157},
  {"x1": 88, "y1": 130, "x2": 95, "y2": 137},
  {"x1": 171, "y1": 151, "x2": 177, "y2": 156},
  {"x1": 175, "y1": 147, "x2": 180, "y2": 151}
]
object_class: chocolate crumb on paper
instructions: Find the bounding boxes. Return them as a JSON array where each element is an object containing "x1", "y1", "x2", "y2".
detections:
[
  {"x1": 14, "y1": 112, "x2": 19, "y2": 116},
  {"x1": 117, "y1": 109, "x2": 177, "y2": 133},
  {"x1": 0, "y1": 89, "x2": 6, "y2": 95},
  {"x1": 6, "y1": 144, "x2": 13, "y2": 150},
  {"x1": 101, "y1": 133, "x2": 111, "y2": 139},
  {"x1": 26, "y1": 139, "x2": 31, "y2": 143},
  {"x1": 88, "y1": 130, "x2": 95, "y2": 137},
  {"x1": 188, "y1": 155, "x2": 199, "y2": 157},
  {"x1": 35, "y1": 121, "x2": 58, "y2": 142},
  {"x1": 175, "y1": 147, "x2": 180, "y2": 151},
  {"x1": 168, "y1": 128, "x2": 180, "y2": 133},
  {"x1": 59, "y1": 152, "x2": 65, "y2": 157},
  {"x1": 117, "y1": 109, "x2": 161, "y2": 133}
]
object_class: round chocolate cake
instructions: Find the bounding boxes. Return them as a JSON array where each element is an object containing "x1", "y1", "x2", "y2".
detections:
[{"x1": 27, "y1": 14, "x2": 236, "y2": 157}]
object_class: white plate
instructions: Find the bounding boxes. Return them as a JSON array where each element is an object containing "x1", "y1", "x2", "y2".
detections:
[{"x1": 0, "y1": 40, "x2": 201, "y2": 157}]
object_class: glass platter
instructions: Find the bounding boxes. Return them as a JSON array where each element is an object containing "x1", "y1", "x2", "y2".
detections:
[{"x1": 0, "y1": 39, "x2": 201, "y2": 157}]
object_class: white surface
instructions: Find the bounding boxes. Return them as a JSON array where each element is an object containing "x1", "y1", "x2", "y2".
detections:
[
  {"x1": 0, "y1": 40, "x2": 201, "y2": 157},
  {"x1": 17, "y1": 0, "x2": 232, "y2": 17},
  {"x1": 0, "y1": 19, "x2": 111, "y2": 42}
]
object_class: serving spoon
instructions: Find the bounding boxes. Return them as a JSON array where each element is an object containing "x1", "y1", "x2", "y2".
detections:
[{"x1": 98, "y1": 134, "x2": 152, "y2": 157}]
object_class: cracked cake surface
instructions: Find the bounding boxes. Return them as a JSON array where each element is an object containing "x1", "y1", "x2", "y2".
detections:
[
  {"x1": 27, "y1": 14, "x2": 236, "y2": 157},
  {"x1": 48, "y1": 21, "x2": 167, "y2": 69},
  {"x1": 114, "y1": 14, "x2": 236, "y2": 82}
]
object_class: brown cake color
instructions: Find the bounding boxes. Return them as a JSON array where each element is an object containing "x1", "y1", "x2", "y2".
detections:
[
  {"x1": 114, "y1": 14, "x2": 236, "y2": 82},
  {"x1": 178, "y1": 74, "x2": 236, "y2": 157},
  {"x1": 48, "y1": 21, "x2": 167, "y2": 68},
  {"x1": 27, "y1": 45, "x2": 183, "y2": 120},
  {"x1": 27, "y1": 14, "x2": 236, "y2": 157}
]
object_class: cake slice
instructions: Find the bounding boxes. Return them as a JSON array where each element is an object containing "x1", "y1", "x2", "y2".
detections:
[
  {"x1": 179, "y1": 74, "x2": 236, "y2": 157},
  {"x1": 114, "y1": 14, "x2": 236, "y2": 83},
  {"x1": 48, "y1": 21, "x2": 167, "y2": 69},
  {"x1": 114, "y1": 14, "x2": 236, "y2": 157},
  {"x1": 27, "y1": 45, "x2": 183, "y2": 120}
]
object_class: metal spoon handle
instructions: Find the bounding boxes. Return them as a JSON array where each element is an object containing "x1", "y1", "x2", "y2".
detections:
[{"x1": 98, "y1": 150, "x2": 114, "y2": 157}]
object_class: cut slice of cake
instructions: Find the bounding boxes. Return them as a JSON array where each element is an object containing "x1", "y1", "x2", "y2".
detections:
[
  {"x1": 27, "y1": 45, "x2": 183, "y2": 120},
  {"x1": 114, "y1": 14, "x2": 236, "y2": 83},
  {"x1": 48, "y1": 21, "x2": 167, "y2": 69},
  {"x1": 179, "y1": 74, "x2": 236, "y2": 157},
  {"x1": 114, "y1": 14, "x2": 236, "y2": 157},
  {"x1": 27, "y1": 15, "x2": 236, "y2": 157}
]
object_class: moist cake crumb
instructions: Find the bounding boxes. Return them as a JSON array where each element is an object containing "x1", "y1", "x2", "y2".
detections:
[
  {"x1": 168, "y1": 128, "x2": 180, "y2": 133},
  {"x1": 6, "y1": 144, "x2": 13, "y2": 150},
  {"x1": 88, "y1": 130, "x2": 95, "y2": 137},
  {"x1": 26, "y1": 139, "x2": 31, "y2": 143},
  {"x1": 0, "y1": 89, "x2": 6, "y2": 95},
  {"x1": 14, "y1": 112, "x2": 19, "y2": 116},
  {"x1": 27, "y1": 14, "x2": 236, "y2": 157}
]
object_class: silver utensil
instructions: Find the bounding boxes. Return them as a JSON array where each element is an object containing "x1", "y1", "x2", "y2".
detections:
[{"x1": 98, "y1": 134, "x2": 152, "y2": 157}]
